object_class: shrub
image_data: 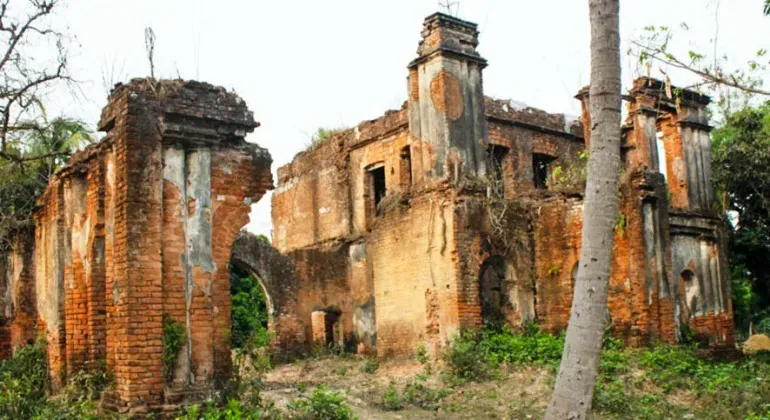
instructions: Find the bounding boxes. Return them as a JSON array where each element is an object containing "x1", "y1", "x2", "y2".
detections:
[
  {"x1": 287, "y1": 386, "x2": 357, "y2": 420},
  {"x1": 481, "y1": 324, "x2": 563, "y2": 366},
  {"x1": 380, "y1": 384, "x2": 404, "y2": 411},
  {"x1": 402, "y1": 381, "x2": 450, "y2": 411},
  {"x1": 177, "y1": 399, "x2": 278, "y2": 420},
  {"x1": 359, "y1": 358, "x2": 378, "y2": 374},
  {"x1": 443, "y1": 331, "x2": 492, "y2": 382},
  {"x1": 0, "y1": 340, "x2": 104, "y2": 419},
  {"x1": 0, "y1": 340, "x2": 49, "y2": 417}
]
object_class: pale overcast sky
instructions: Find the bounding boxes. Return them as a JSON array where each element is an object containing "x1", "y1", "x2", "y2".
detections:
[{"x1": 44, "y1": 0, "x2": 770, "y2": 237}]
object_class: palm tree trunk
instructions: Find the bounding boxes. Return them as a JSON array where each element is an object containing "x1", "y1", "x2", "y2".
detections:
[{"x1": 544, "y1": 0, "x2": 622, "y2": 418}]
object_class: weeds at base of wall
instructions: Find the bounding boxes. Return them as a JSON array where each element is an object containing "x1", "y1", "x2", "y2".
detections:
[
  {"x1": 0, "y1": 340, "x2": 109, "y2": 419},
  {"x1": 162, "y1": 314, "x2": 187, "y2": 383}
]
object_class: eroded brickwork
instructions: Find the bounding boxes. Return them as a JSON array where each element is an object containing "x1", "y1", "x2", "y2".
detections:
[
  {"x1": 0, "y1": 79, "x2": 273, "y2": 414},
  {"x1": 270, "y1": 13, "x2": 734, "y2": 361}
]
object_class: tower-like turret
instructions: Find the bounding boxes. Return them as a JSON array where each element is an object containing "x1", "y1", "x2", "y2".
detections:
[{"x1": 407, "y1": 13, "x2": 488, "y2": 182}]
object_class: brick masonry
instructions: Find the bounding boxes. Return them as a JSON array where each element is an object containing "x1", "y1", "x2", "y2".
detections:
[
  {"x1": 0, "y1": 79, "x2": 273, "y2": 414},
  {"x1": 270, "y1": 13, "x2": 734, "y2": 361}
]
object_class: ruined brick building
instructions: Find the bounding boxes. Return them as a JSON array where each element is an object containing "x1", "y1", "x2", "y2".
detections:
[
  {"x1": 0, "y1": 79, "x2": 274, "y2": 413},
  {"x1": 0, "y1": 10, "x2": 735, "y2": 415},
  {"x1": 270, "y1": 13, "x2": 734, "y2": 359}
]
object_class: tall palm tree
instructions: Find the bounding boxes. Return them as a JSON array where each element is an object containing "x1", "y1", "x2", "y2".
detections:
[{"x1": 545, "y1": 0, "x2": 622, "y2": 418}]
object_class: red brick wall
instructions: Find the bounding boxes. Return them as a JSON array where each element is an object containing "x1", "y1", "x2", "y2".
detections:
[{"x1": 13, "y1": 79, "x2": 274, "y2": 414}]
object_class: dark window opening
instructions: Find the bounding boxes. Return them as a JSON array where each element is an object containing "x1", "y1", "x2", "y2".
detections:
[
  {"x1": 365, "y1": 165, "x2": 387, "y2": 227},
  {"x1": 400, "y1": 146, "x2": 412, "y2": 189},
  {"x1": 479, "y1": 255, "x2": 507, "y2": 328},
  {"x1": 487, "y1": 145, "x2": 508, "y2": 196},
  {"x1": 324, "y1": 311, "x2": 340, "y2": 347},
  {"x1": 533, "y1": 153, "x2": 555, "y2": 190},
  {"x1": 370, "y1": 166, "x2": 386, "y2": 208}
]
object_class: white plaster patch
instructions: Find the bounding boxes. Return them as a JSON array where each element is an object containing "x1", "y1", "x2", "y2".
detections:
[
  {"x1": 217, "y1": 195, "x2": 225, "y2": 202},
  {"x1": 162, "y1": 147, "x2": 186, "y2": 190},
  {"x1": 319, "y1": 207, "x2": 331, "y2": 214}
]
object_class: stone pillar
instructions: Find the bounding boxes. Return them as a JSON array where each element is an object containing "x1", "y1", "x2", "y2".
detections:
[{"x1": 407, "y1": 13, "x2": 489, "y2": 182}]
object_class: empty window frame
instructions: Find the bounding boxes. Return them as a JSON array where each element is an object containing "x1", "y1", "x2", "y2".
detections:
[
  {"x1": 399, "y1": 146, "x2": 412, "y2": 189},
  {"x1": 533, "y1": 153, "x2": 556, "y2": 189},
  {"x1": 487, "y1": 145, "x2": 508, "y2": 195}
]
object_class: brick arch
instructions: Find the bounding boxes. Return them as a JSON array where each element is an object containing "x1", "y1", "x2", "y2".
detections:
[{"x1": 229, "y1": 232, "x2": 302, "y2": 355}]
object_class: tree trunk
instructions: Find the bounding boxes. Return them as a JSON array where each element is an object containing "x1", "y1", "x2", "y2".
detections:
[{"x1": 544, "y1": 0, "x2": 621, "y2": 419}]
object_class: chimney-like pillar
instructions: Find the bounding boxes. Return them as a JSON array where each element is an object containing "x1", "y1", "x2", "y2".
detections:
[{"x1": 407, "y1": 13, "x2": 488, "y2": 182}]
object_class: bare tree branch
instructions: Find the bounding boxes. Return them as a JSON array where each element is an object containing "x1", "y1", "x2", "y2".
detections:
[
  {"x1": 0, "y1": 0, "x2": 71, "y2": 161},
  {"x1": 631, "y1": 40, "x2": 770, "y2": 97}
]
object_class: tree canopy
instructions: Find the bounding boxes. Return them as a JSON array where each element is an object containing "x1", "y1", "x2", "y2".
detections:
[{"x1": 712, "y1": 103, "x2": 770, "y2": 334}]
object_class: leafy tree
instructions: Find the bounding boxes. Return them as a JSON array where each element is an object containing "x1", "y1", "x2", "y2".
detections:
[
  {"x1": 0, "y1": 117, "x2": 91, "y2": 249},
  {"x1": 712, "y1": 103, "x2": 770, "y2": 333},
  {"x1": 546, "y1": 0, "x2": 622, "y2": 418},
  {"x1": 0, "y1": 0, "x2": 74, "y2": 163},
  {"x1": 230, "y1": 264, "x2": 269, "y2": 349}
]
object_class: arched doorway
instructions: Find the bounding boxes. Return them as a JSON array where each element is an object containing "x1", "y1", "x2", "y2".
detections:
[
  {"x1": 479, "y1": 256, "x2": 507, "y2": 327},
  {"x1": 229, "y1": 263, "x2": 271, "y2": 349}
]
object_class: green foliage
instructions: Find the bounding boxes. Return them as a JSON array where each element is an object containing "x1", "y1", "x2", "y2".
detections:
[
  {"x1": 0, "y1": 340, "x2": 49, "y2": 417},
  {"x1": 614, "y1": 212, "x2": 626, "y2": 236},
  {"x1": 230, "y1": 264, "x2": 270, "y2": 349},
  {"x1": 481, "y1": 323, "x2": 564, "y2": 367},
  {"x1": 256, "y1": 234, "x2": 271, "y2": 245},
  {"x1": 0, "y1": 117, "x2": 92, "y2": 249},
  {"x1": 415, "y1": 343, "x2": 432, "y2": 374},
  {"x1": 592, "y1": 344, "x2": 770, "y2": 418},
  {"x1": 61, "y1": 361, "x2": 110, "y2": 403},
  {"x1": 443, "y1": 325, "x2": 564, "y2": 383},
  {"x1": 162, "y1": 314, "x2": 187, "y2": 381},
  {"x1": 359, "y1": 358, "x2": 378, "y2": 374},
  {"x1": 287, "y1": 386, "x2": 357, "y2": 420},
  {"x1": 305, "y1": 127, "x2": 347, "y2": 151},
  {"x1": 712, "y1": 103, "x2": 770, "y2": 336},
  {"x1": 401, "y1": 381, "x2": 451, "y2": 411},
  {"x1": 177, "y1": 398, "x2": 282, "y2": 420},
  {"x1": 547, "y1": 150, "x2": 588, "y2": 192},
  {"x1": 443, "y1": 331, "x2": 494, "y2": 382},
  {"x1": 0, "y1": 340, "x2": 104, "y2": 419},
  {"x1": 380, "y1": 384, "x2": 404, "y2": 411},
  {"x1": 379, "y1": 381, "x2": 450, "y2": 412}
]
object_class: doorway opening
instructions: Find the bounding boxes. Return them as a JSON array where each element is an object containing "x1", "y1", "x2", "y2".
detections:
[{"x1": 479, "y1": 256, "x2": 507, "y2": 327}]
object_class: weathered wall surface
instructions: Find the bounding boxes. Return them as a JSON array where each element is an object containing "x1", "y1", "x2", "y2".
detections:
[
  {"x1": 0, "y1": 79, "x2": 273, "y2": 414},
  {"x1": 368, "y1": 190, "x2": 459, "y2": 359},
  {"x1": 0, "y1": 230, "x2": 36, "y2": 359},
  {"x1": 268, "y1": 16, "x2": 733, "y2": 362}
]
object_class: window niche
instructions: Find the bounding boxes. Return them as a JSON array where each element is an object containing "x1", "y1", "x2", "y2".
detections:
[
  {"x1": 399, "y1": 146, "x2": 412, "y2": 189},
  {"x1": 486, "y1": 144, "x2": 508, "y2": 197},
  {"x1": 533, "y1": 153, "x2": 556, "y2": 189},
  {"x1": 365, "y1": 164, "x2": 387, "y2": 227}
]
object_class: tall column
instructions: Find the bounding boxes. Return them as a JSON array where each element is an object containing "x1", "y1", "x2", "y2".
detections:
[{"x1": 407, "y1": 13, "x2": 489, "y2": 182}]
